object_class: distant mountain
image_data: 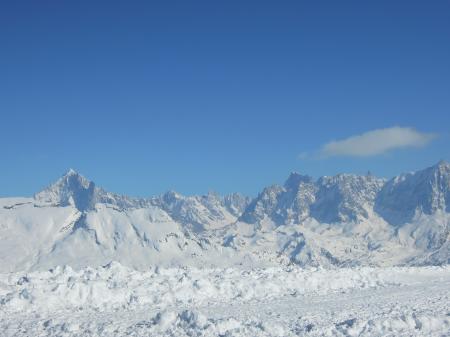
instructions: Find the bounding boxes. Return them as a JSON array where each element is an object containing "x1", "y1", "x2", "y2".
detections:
[
  {"x1": 1, "y1": 161, "x2": 449, "y2": 272},
  {"x1": 240, "y1": 172, "x2": 385, "y2": 225},
  {"x1": 34, "y1": 169, "x2": 149, "y2": 211},
  {"x1": 150, "y1": 190, "x2": 251, "y2": 232},
  {"x1": 375, "y1": 160, "x2": 450, "y2": 225},
  {"x1": 34, "y1": 169, "x2": 250, "y2": 231}
]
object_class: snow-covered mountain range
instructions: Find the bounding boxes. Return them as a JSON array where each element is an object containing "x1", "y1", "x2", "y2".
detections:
[{"x1": 1, "y1": 161, "x2": 449, "y2": 272}]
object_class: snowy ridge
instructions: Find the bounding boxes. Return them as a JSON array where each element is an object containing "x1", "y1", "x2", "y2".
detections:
[
  {"x1": 375, "y1": 160, "x2": 450, "y2": 225},
  {"x1": 150, "y1": 191, "x2": 250, "y2": 232},
  {"x1": 34, "y1": 169, "x2": 250, "y2": 230},
  {"x1": 240, "y1": 172, "x2": 386, "y2": 225},
  {"x1": 1, "y1": 161, "x2": 450, "y2": 272},
  {"x1": 34, "y1": 169, "x2": 150, "y2": 211}
]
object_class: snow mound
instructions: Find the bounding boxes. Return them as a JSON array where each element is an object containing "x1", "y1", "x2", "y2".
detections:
[
  {"x1": 330, "y1": 313, "x2": 450, "y2": 337},
  {"x1": 1, "y1": 264, "x2": 449, "y2": 337},
  {"x1": 1, "y1": 262, "x2": 448, "y2": 315}
]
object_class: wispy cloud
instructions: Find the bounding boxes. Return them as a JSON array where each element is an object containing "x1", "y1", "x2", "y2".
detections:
[{"x1": 319, "y1": 127, "x2": 436, "y2": 158}]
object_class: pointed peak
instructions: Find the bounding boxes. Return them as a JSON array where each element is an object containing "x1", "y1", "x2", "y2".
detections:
[
  {"x1": 162, "y1": 190, "x2": 183, "y2": 202},
  {"x1": 225, "y1": 192, "x2": 248, "y2": 199},
  {"x1": 435, "y1": 159, "x2": 449, "y2": 169},
  {"x1": 429, "y1": 160, "x2": 450, "y2": 177},
  {"x1": 204, "y1": 190, "x2": 221, "y2": 200},
  {"x1": 34, "y1": 170, "x2": 96, "y2": 210},
  {"x1": 166, "y1": 189, "x2": 181, "y2": 196},
  {"x1": 62, "y1": 168, "x2": 87, "y2": 180},
  {"x1": 58, "y1": 169, "x2": 92, "y2": 189},
  {"x1": 63, "y1": 168, "x2": 81, "y2": 177},
  {"x1": 287, "y1": 171, "x2": 312, "y2": 180},
  {"x1": 284, "y1": 172, "x2": 313, "y2": 188},
  {"x1": 417, "y1": 160, "x2": 450, "y2": 177}
]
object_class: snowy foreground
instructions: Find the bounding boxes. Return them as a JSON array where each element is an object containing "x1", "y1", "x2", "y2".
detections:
[{"x1": 1, "y1": 263, "x2": 449, "y2": 337}]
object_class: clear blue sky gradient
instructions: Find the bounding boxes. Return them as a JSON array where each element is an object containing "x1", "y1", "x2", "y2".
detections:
[{"x1": 1, "y1": 1, "x2": 449, "y2": 197}]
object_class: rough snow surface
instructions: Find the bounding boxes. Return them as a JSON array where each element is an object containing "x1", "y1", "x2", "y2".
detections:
[{"x1": 1, "y1": 263, "x2": 449, "y2": 336}]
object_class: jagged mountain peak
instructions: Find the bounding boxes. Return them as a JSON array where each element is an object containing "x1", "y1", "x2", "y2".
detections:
[
  {"x1": 32, "y1": 170, "x2": 250, "y2": 229},
  {"x1": 31, "y1": 161, "x2": 450, "y2": 230},
  {"x1": 284, "y1": 172, "x2": 313, "y2": 189},
  {"x1": 34, "y1": 170, "x2": 150, "y2": 212},
  {"x1": 312, "y1": 173, "x2": 385, "y2": 223},
  {"x1": 60, "y1": 168, "x2": 91, "y2": 185},
  {"x1": 161, "y1": 190, "x2": 183, "y2": 202},
  {"x1": 153, "y1": 189, "x2": 250, "y2": 232},
  {"x1": 317, "y1": 172, "x2": 383, "y2": 184},
  {"x1": 431, "y1": 160, "x2": 450, "y2": 177},
  {"x1": 240, "y1": 170, "x2": 387, "y2": 225},
  {"x1": 37, "y1": 169, "x2": 93, "y2": 193},
  {"x1": 435, "y1": 159, "x2": 450, "y2": 168},
  {"x1": 34, "y1": 169, "x2": 96, "y2": 211},
  {"x1": 3, "y1": 161, "x2": 450, "y2": 271},
  {"x1": 422, "y1": 160, "x2": 450, "y2": 182},
  {"x1": 65, "y1": 168, "x2": 79, "y2": 176},
  {"x1": 376, "y1": 161, "x2": 450, "y2": 225}
]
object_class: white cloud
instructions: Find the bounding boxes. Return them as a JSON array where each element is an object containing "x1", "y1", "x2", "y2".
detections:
[
  {"x1": 298, "y1": 152, "x2": 309, "y2": 160},
  {"x1": 320, "y1": 127, "x2": 436, "y2": 158}
]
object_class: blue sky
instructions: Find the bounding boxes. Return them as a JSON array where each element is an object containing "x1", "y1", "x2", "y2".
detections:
[{"x1": 1, "y1": 1, "x2": 449, "y2": 197}]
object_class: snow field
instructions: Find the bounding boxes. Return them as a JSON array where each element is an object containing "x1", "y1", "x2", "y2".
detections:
[
  {"x1": 1, "y1": 263, "x2": 450, "y2": 336},
  {"x1": 1, "y1": 262, "x2": 439, "y2": 313}
]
